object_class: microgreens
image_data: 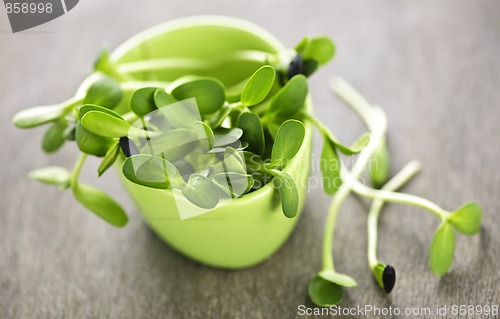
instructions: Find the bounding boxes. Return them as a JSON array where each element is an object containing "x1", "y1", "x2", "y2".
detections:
[
  {"x1": 306, "y1": 78, "x2": 482, "y2": 305},
  {"x1": 13, "y1": 31, "x2": 481, "y2": 307},
  {"x1": 367, "y1": 160, "x2": 422, "y2": 293}
]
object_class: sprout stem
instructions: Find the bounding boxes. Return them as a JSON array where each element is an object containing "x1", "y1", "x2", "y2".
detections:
[
  {"x1": 367, "y1": 161, "x2": 422, "y2": 268},
  {"x1": 352, "y1": 180, "x2": 450, "y2": 222},
  {"x1": 330, "y1": 78, "x2": 378, "y2": 131},
  {"x1": 63, "y1": 96, "x2": 84, "y2": 112},
  {"x1": 322, "y1": 79, "x2": 388, "y2": 271},
  {"x1": 299, "y1": 111, "x2": 347, "y2": 148},
  {"x1": 70, "y1": 153, "x2": 88, "y2": 188}
]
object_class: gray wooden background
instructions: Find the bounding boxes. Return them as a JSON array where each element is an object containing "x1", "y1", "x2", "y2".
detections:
[{"x1": 1, "y1": 1, "x2": 499, "y2": 318}]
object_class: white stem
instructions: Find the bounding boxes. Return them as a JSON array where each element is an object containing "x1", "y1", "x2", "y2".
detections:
[
  {"x1": 352, "y1": 179, "x2": 450, "y2": 221},
  {"x1": 330, "y1": 77, "x2": 378, "y2": 131},
  {"x1": 322, "y1": 79, "x2": 388, "y2": 270},
  {"x1": 367, "y1": 161, "x2": 422, "y2": 267}
]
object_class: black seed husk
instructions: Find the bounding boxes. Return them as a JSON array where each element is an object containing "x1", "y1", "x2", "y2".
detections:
[
  {"x1": 382, "y1": 265, "x2": 396, "y2": 293},
  {"x1": 302, "y1": 59, "x2": 319, "y2": 77},
  {"x1": 287, "y1": 53, "x2": 304, "y2": 80},
  {"x1": 119, "y1": 136, "x2": 138, "y2": 157}
]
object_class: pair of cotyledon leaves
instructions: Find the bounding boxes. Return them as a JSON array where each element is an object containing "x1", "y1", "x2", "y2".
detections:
[
  {"x1": 12, "y1": 73, "x2": 122, "y2": 129},
  {"x1": 288, "y1": 36, "x2": 336, "y2": 79},
  {"x1": 12, "y1": 74, "x2": 124, "y2": 156},
  {"x1": 16, "y1": 75, "x2": 133, "y2": 227},
  {"x1": 13, "y1": 74, "x2": 130, "y2": 226},
  {"x1": 28, "y1": 163, "x2": 128, "y2": 227},
  {"x1": 429, "y1": 202, "x2": 482, "y2": 276}
]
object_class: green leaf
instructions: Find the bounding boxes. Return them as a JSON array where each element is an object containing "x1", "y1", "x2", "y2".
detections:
[
  {"x1": 371, "y1": 263, "x2": 387, "y2": 291},
  {"x1": 206, "y1": 105, "x2": 232, "y2": 128},
  {"x1": 214, "y1": 128, "x2": 244, "y2": 148},
  {"x1": 320, "y1": 138, "x2": 342, "y2": 195},
  {"x1": 370, "y1": 140, "x2": 390, "y2": 188},
  {"x1": 271, "y1": 119, "x2": 305, "y2": 168},
  {"x1": 13, "y1": 104, "x2": 67, "y2": 128},
  {"x1": 94, "y1": 48, "x2": 111, "y2": 71},
  {"x1": 81, "y1": 111, "x2": 131, "y2": 138},
  {"x1": 72, "y1": 183, "x2": 128, "y2": 227},
  {"x1": 93, "y1": 48, "x2": 123, "y2": 80},
  {"x1": 156, "y1": 98, "x2": 200, "y2": 129},
  {"x1": 224, "y1": 146, "x2": 245, "y2": 165},
  {"x1": 78, "y1": 104, "x2": 123, "y2": 121},
  {"x1": 140, "y1": 128, "x2": 197, "y2": 162},
  {"x1": 75, "y1": 122, "x2": 114, "y2": 157},
  {"x1": 154, "y1": 88, "x2": 176, "y2": 108},
  {"x1": 209, "y1": 143, "x2": 247, "y2": 155},
  {"x1": 241, "y1": 66, "x2": 276, "y2": 106},
  {"x1": 268, "y1": 75, "x2": 308, "y2": 119},
  {"x1": 122, "y1": 154, "x2": 183, "y2": 189},
  {"x1": 42, "y1": 121, "x2": 67, "y2": 153},
  {"x1": 212, "y1": 172, "x2": 253, "y2": 198},
  {"x1": 28, "y1": 166, "x2": 71, "y2": 188},
  {"x1": 294, "y1": 37, "x2": 310, "y2": 52},
  {"x1": 130, "y1": 87, "x2": 157, "y2": 117},
  {"x1": 429, "y1": 222, "x2": 456, "y2": 276},
  {"x1": 170, "y1": 77, "x2": 225, "y2": 115},
  {"x1": 273, "y1": 171, "x2": 299, "y2": 218},
  {"x1": 215, "y1": 147, "x2": 246, "y2": 176},
  {"x1": 237, "y1": 112, "x2": 265, "y2": 156},
  {"x1": 193, "y1": 121, "x2": 215, "y2": 152},
  {"x1": 334, "y1": 132, "x2": 371, "y2": 155},
  {"x1": 449, "y1": 202, "x2": 482, "y2": 235},
  {"x1": 242, "y1": 151, "x2": 264, "y2": 171},
  {"x1": 308, "y1": 274, "x2": 344, "y2": 307},
  {"x1": 318, "y1": 269, "x2": 357, "y2": 287},
  {"x1": 299, "y1": 36, "x2": 335, "y2": 65},
  {"x1": 84, "y1": 74, "x2": 123, "y2": 109},
  {"x1": 182, "y1": 174, "x2": 219, "y2": 209},
  {"x1": 97, "y1": 142, "x2": 120, "y2": 176}
]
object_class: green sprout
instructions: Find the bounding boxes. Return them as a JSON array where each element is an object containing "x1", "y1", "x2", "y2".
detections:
[
  {"x1": 13, "y1": 36, "x2": 334, "y2": 224},
  {"x1": 306, "y1": 78, "x2": 482, "y2": 305},
  {"x1": 367, "y1": 160, "x2": 422, "y2": 293},
  {"x1": 12, "y1": 33, "x2": 482, "y2": 307}
]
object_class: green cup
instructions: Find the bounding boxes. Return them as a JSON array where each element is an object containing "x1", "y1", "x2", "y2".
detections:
[{"x1": 111, "y1": 16, "x2": 313, "y2": 269}]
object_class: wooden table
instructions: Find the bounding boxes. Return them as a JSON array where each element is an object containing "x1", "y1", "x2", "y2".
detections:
[{"x1": 1, "y1": 1, "x2": 498, "y2": 318}]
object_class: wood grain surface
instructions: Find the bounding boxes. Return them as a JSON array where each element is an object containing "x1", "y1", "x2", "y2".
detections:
[{"x1": 1, "y1": 1, "x2": 499, "y2": 318}]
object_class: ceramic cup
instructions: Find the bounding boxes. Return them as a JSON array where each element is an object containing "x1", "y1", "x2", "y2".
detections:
[{"x1": 110, "y1": 16, "x2": 313, "y2": 269}]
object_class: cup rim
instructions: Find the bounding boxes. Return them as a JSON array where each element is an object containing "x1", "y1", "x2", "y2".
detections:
[{"x1": 111, "y1": 15, "x2": 287, "y2": 62}]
